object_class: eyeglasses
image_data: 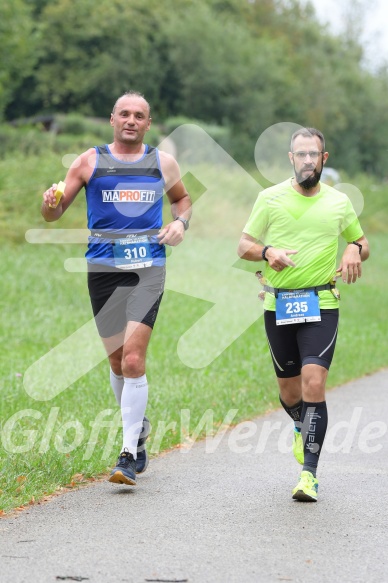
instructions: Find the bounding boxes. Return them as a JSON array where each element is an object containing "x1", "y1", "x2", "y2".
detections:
[{"x1": 292, "y1": 151, "x2": 324, "y2": 160}]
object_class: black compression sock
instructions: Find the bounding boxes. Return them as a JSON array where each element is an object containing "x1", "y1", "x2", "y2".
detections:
[
  {"x1": 300, "y1": 401, "x2": 328, "y2": 477},
  {"x1": 279, "y1": 395, "x2": 303, "y2": 426}
]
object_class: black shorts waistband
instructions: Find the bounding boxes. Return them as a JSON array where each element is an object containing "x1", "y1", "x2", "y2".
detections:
[{"x1": 263, "y1": 283, "x2": 334, "y2": 299}]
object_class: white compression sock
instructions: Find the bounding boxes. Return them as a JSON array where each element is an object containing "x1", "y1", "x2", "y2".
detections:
[
  {"x1": 110, "y1": 368, "x2": 124, "y2": 405},
  {"x1": 121, "y1": 375, "x2": 148, "y2": 458}
]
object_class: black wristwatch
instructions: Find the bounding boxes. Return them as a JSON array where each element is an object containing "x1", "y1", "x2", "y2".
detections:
[
  {"x1": 348, "y1": 241, "x2": 362, "y2": 255},
  {"x1": 175, "y1": 216, "x2": 189, "y2": 230},
  {"x1": 262, "y1": 245, "x2": 273, "y2": 261}
]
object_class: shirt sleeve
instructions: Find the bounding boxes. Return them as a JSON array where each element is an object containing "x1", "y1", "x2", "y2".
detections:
[
  {"x1": 242, "y1": 193, "x2": 270, "y2": 241},
  {"x1": 340, "y1": 198, "x2": 364, "y2": 241}
]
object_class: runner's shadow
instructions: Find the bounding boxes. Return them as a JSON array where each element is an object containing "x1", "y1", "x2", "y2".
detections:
[{"x1": 109, "y1": 487, "x2": 137, "y2": 496}]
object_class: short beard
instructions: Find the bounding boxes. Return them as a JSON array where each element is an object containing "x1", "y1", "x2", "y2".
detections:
[{"x1": 295, "y1": 167, "x2": 322, "y2": 190}]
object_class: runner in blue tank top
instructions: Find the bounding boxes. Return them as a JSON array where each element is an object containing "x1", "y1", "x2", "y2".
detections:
[{"x1": 41, "y1": 92, "x2": 191, "y2": 486}]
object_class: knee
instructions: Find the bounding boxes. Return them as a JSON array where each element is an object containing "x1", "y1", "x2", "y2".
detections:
[
  {"x1": 301, "y1": 364, "x2": 327, "y2": 401},
  {"x1": 302, "y1": 377, "x2": 325, "y2": 401},
  {"x1": 121, "y1": 352, "x2": 145, "y2": 377}
]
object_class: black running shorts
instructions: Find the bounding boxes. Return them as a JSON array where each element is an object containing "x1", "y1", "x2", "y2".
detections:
[
  {"x1": 87, "y1": 264, "x2": 165, "y2": 338},
  {"x1": 264, "y1": 309, "x2": 339, "y2": 378}
]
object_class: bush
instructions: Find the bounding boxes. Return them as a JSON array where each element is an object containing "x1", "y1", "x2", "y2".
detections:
[
  {"x1": 0, "y1": 113, "x2": 163, "y2": 160},
  {"x1": 162, "y1": 116, "x2": 233, "y2": 162}
]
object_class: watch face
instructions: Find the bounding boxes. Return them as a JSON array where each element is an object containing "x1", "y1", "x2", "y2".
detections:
[{"x1": 176, "y1": 217, "x2": 189, "y2": 230}]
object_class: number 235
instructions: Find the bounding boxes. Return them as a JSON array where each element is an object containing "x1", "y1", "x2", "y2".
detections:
[{"x1": 286, "y1": 301, "x2": 308, "y2": 314}]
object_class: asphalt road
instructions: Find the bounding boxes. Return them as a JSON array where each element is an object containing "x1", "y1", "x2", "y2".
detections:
[{"x1": 1, "y1": 370, "x2": 387, "y2": 583}]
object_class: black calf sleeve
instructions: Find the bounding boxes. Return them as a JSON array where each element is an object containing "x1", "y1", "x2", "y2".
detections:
[
  {"x1": 279, "y1": 396, "x2": 303, "y2": 425},
  {"x1": 300, "y1": 401, "x2": 328, "y2": 476}
]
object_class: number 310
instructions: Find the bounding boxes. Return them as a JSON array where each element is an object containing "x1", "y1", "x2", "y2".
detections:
[{"x1": 124, "y1": 246, "x2": 147, "y2": 260}]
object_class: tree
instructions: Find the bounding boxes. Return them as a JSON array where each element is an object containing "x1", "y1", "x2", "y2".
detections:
[
  {"x1": 27, "y1": 0, "x2": 172, "y2": 117},
  {"x1": 3, "y1": 0, "x2": 388, "y2": 176},
  {"x1": 0, "y1": 0, "x2": 39, "y2": 120}
]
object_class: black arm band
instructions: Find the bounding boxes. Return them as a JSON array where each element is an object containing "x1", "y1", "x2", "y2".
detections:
[{"x1": 262, "y1": 245, "x2": 273, "y2": 261}]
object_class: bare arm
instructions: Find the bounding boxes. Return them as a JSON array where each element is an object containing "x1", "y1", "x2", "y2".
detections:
[
  {"x1": 157, "y1": 151, "x2": 192, "y2": 246},
  {"x1": 41, "y1": 148, "x2": 95, "y2": 222},
  {"x1": 237, "y1": 233, "x2": 297, "y2": 271},
  {"x1": 338, "y1": 235, "x2": 370, "y2": 284}
]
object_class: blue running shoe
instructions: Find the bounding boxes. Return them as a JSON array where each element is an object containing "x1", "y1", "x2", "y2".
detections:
[
  {"x1": 136, "y1": 416, "x2": 151, "y2": 474},
  {"x1": 109, "y1": 448, "x2": 137, "y2": 485}
]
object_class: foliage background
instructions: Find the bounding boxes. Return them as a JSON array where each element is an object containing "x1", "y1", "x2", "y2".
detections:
[{"x1": 2, "y1": 0, "x2": 388, "y2": 176}]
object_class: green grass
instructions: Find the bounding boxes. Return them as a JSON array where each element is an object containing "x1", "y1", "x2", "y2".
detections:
[
  {"x1": 1, "y1": 233, "x2": 387, "y2": 513},
  {"x1": 1, "y1": 147, "x2": 388, "y2": 514}
]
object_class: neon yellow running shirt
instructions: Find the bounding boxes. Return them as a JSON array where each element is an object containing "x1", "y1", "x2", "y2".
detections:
[{"x1": 243, "y1": 178, "x2": 364, "y2": 310}]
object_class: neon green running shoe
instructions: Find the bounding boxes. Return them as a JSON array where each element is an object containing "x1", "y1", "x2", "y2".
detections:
[
  {"x1": 293, "y1": 428, "x2": 304, "y2": 465},
  {"x1": 292, "y1": 471, "x2": 318, "y2": 502}
]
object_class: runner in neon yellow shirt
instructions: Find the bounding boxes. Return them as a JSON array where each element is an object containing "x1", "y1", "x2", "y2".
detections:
[
  {"x1": 243, "y1": 177, "x2": 364, "y2": 311},
  {"x1": 238, "y1": 127, "x2": 369, "y2": 501}
]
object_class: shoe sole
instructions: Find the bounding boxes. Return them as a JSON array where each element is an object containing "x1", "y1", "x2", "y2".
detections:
[
  {"x1": 292, "y1": 490, "x2": 317, "y2": 502},
  {"x1": 108, "y1": 471, "x2": 137, "y2": 486}
]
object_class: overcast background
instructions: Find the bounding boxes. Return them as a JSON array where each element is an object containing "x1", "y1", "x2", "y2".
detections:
[{"x1": 307, "y1": 0, "x2": 388, "y2": 68}]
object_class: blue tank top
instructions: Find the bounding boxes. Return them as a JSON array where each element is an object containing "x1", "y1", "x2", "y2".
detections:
[{"x1": 85, "y1": 144, "x2": 166, "y2": 266}]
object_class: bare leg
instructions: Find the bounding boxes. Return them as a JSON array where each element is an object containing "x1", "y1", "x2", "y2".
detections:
[
  {"x1": 277, "y1": 375, "x2": 302, "y2": 407},
  {"x1": 301, "y1": 363, "x2": 327, "y2": 403},
  {"x1": 100, "y1": 322, "x2": 153, "y2": 456}
]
